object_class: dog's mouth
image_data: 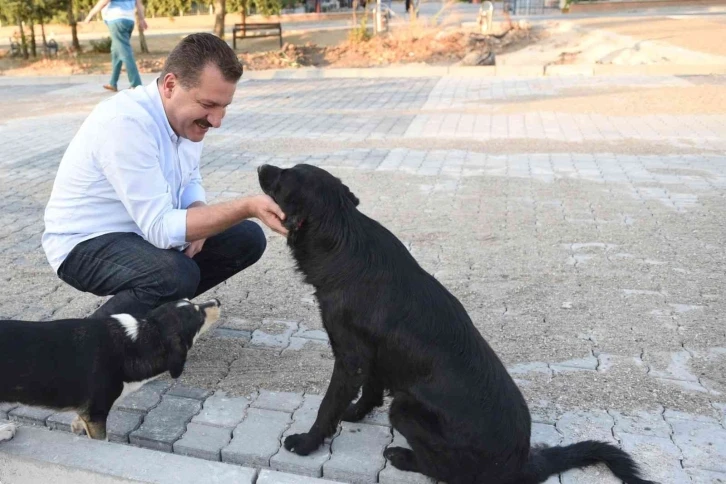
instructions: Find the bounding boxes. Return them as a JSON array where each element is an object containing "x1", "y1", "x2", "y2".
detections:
[{"x1": 198, "y1": 298, "x2": 221, "y2": 325}]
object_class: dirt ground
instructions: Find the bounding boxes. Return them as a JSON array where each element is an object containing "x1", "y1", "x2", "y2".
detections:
[
  {"x1": 0, "y1": 23, "x2": 537, "y2": 75},
  {"x1": 1, "y1": 13, "x2": 725, "y2": 76}
]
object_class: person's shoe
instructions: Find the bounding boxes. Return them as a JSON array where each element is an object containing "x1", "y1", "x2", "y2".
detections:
[{"x1": 103, "y1": 84, "x2": 118, "y2": 92}]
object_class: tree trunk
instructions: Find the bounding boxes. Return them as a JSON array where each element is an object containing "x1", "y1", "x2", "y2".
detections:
[
  {"x1": 213, "y1": 0, "x2": 226, "y2": 38},
  {"x1": 67, "y1": 0, "x2": 80, "y2": 51},
  {"x1": 315, "y1": 0, "x2": 320, "y2": 13},
  {"x1": 136, "y1": 11, "x2": 149, "y2": 53},
  {"x1": 29, "y1": 18, "x2": 37, "y2": 57},
  {"x1": 17, "y1": 16, "x2": 29, "y2": 59},
  {"x1": 41, "y1": 21, "x2": 47, "y2": 48}
]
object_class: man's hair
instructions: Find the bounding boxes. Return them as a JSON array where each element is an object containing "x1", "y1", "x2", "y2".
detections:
[{"x1": 161, "y1": 33, "x2": 243, "y2": 89}]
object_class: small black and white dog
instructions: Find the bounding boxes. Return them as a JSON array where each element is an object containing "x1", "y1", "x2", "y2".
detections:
[
  {"x1": 258, "y1": 163, "x2": 655, "y2": 484},
  {"x1": 0, "y1": 298, "x2": 220, "y2": 441}
]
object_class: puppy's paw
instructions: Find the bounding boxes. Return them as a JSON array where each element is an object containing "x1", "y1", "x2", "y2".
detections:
[
  {"x1": 70, "y1": 416, "x2": 89, "y2": 436},
  {"x1": 284, "y1": 433, "x2": 321, "y2": 456},
  {"x1": 384, "y1": 446, "x2": 419, "y2": 472},
  {"x1": 0, "y1": 422, "x2": 17, "y2": 443},
  {"x1": 341, "y1": 403, "x2": 367, "y2": 422}
]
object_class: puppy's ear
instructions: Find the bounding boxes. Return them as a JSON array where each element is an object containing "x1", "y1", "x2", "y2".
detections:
[
  {"x1": 342, "y1": 184, "x2": 359, "y2": 207},
  {"x1": 167, "y1": 334, "x2": 188, "y2": 379}
]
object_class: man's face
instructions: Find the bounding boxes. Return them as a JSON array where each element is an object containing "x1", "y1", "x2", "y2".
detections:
[{"x1": 160, "y1": 64, "x2": 237, "y2": 142}]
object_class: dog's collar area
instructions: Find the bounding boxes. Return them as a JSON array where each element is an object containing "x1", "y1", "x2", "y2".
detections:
[{"x1": 297, "y1": 219, "x2": 305, "y2": 229}]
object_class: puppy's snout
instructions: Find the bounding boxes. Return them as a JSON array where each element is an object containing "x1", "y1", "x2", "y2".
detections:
[
  {"x1": 199, "y1": 299, "x2": 221, "y2": 326},
  {"x1": 199, "y1": 299, "x2": 221, "y2": 310}
]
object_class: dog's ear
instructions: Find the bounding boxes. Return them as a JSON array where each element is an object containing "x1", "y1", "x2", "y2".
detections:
[
  {"x1": 167, "y1": 334, "x2": 188, "y2": 379},
  {"x1": 342, "y1": 184, "x2": 359, "y2": 207}
]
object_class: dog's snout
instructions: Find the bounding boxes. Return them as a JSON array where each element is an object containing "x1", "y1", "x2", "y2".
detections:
[{"x1": 199, "y1": 299, "x2": 221, "y2": 310}]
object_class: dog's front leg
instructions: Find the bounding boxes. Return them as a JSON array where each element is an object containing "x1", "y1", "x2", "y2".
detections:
[{"x1": 284, "y1": 358, "x2": 364, "y2": 456}]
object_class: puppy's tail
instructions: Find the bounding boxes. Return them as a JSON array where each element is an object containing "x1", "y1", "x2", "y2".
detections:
[{"x1": 519, "y1": 440, "x2": 657, "y2": 484}]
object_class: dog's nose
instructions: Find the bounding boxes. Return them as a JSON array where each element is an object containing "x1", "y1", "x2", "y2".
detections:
[{"x1": 199, "y1": 299, "x2": 221, "y2": 310}]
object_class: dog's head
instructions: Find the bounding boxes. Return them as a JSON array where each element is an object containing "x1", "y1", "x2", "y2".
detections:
[
  {"x1": 257, "y1": 164, "x2": 359, "y2": 235},
  {"x1": 146, "y1": 298, "x2": 221, "y2": 378}
]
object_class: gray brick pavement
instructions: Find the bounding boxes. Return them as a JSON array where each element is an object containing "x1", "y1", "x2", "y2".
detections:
[{"x1": 1, "y1": 74, "x2": 726, "y2": 482}]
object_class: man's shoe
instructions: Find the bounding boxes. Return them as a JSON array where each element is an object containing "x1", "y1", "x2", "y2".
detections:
[{"x1": 103, "y1": 84, "x2": 118, "y2": 92}]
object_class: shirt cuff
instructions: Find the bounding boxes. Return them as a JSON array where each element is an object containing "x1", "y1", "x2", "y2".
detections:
[
  {"x1": 181, "y1": 184, "x2": 207, "y2": 209},
  {"x1": 165, "y1": 208, "x2": 189, "y2": 247}
]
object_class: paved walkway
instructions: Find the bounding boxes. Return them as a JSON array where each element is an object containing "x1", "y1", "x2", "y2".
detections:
[{"x1": 1, "y1": 73, "x2": 725, "y2": 483}]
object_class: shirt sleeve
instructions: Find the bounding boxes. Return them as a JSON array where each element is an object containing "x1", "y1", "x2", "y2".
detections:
[
  {"x1": 180, "y1": 165, "x2": 207, "y2": 209},
  {"x1": 96, "y1": 115, "x2": 188, "y2": 249}
]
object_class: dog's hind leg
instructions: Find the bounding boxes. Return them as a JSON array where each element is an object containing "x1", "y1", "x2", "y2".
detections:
[{"x1": 342, "y1": 374, "x2": 384, "y2": 422}]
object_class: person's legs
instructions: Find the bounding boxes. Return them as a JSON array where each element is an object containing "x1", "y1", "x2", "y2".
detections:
[
  {"x1": 116, "y1": 19, "x2": 143, "y2": 88},
  {"x1": 106, "y1": 21, "x2": 124, "y2": 90},
  {"x1": 57, "y1": 232, "x2": 200, "y2": 319},
  {"x1": 192, "y1": 220, "x2": 267, "y2": 297}
]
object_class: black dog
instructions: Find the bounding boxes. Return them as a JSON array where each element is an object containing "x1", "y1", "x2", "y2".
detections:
[
  {"x1": 0, "y1": 298, "x2": 220, "y2": 441},
  {"x1": 258, "y1": 163, "x2": 655, "y2": 484}
]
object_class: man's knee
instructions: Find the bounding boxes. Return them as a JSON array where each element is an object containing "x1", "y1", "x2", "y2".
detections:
[
  {"x1": 226, "y1": 221, "x2": 267, "y2": 268},
  {"x1": 244, "y1": 221, "x2": 267, "y2": 266},
  {"x1": 157, "y1": 252, "x2": 200, "y2": 299}
]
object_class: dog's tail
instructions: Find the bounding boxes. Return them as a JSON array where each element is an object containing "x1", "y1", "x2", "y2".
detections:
[{"x1": 519, "y1": 440, "x2": 657, "y2": 484}]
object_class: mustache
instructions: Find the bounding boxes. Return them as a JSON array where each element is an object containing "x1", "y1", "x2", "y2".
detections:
[{"x1": 195, "y1": 119, "x2": 212, "y2": 128}]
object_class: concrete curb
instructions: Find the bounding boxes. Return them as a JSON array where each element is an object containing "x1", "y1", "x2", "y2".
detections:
[
  {"x1": 0, "y1": 424, "x2": 348, "y2": 484},
  {"x1": 1, "y1": 63, "x2": 725, "y2": 86}
]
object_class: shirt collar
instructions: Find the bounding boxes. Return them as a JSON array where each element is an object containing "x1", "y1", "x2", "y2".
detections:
[{"x1": 145, "y1": 78, "x2": 180, "y2": 144}]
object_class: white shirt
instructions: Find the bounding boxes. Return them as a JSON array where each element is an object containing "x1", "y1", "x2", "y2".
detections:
[{"x1": 42, "y1": 79, "x2": 206, "y2": 273}]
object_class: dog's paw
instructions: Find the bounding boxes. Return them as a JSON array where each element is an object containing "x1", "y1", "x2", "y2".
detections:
[
  {"x1": 341, "y1": 403, "x2": 367, "y2": 422},
  {"x1": 384, "y1": 447, "x2": 419, "y2": 472},
  {"x1": 70, "y1": 416, "x2": 88, "y2": 436},
  {"x1": 0, "y1": 422, "x2": 17, "y2": 443},
  {"x1": 284, "y1": 433, "x2": 321, "y2": 456}
]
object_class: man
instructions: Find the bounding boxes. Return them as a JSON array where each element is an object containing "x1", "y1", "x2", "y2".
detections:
[
  {"x1": 84, "y1": 0, "x2": 146, "y2": 92},
  {"x1": 42, "y1": 33, "x2": 287, "y2": 319}
]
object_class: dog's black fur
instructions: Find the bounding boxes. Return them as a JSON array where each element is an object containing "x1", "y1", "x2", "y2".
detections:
[
  {"x1": 258, "y1": 163, "x2": 656, "y2": 484},
  {"x1": 0, "y1": 298, "x2": 220, "y2": 440}
]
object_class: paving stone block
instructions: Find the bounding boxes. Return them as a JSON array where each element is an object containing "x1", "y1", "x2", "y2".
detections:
[
  {"x1": 252, "y1": 390, "x2": 304, "y2": 413},
  {"x1": 129, "y1": 395, "x2": 202, "y2": 452},
  {"x1": 556, "y1": 410, "x2": 617, "y2": 445},
  {"x1": 0, "y1": 402, "x2": 19, "y2": 419},
  {"x1": 611, "y1": 409, "x2": 672, "y2": 439},
  {"x1": 531, "y1": 422, "x2": 561, "y2": 447},
  {"x1": 670, "y1": 419, "x2": 726, "y2": 472},
  {"x1": 8, "y1": 406, "x2": 55, "y2": 426},
  {"x1": 560, "y1": 464, "x2": 622, "y2": 484},
  {"x1": 687, "y1": 468, "x2": 726, "y2": 483},
  {"x1": 174, "y1": 422, "x2": 232, "y2": 461},
  {"x1": 114, "y1": 380, "x2": 172, "y2": 414},
  {"x1": 107, "y1": 409, "x2": 144, "y2": 443},
  {"x1": 222, "y1": 408, "x2": 291, "y2": 468},
  {"x1": 619, "y1": 432, "x2": 687, "y2": 484},
  {"x1": 46, "y1": 410, "x2": 77, "y2": 432},
  {"x1": 166, "y1": 385, "x2": 214, "y2": 401},
  {"x1": 258, "y1": 469, "x2": 341, "y2": 484},
  {"x1": 192, "y1": 391, "x2": 251, "y2": 428},
  {"x1": 324, "y1": 422, "x2": 392, "y2": 484},
  {"x1": 271, "y1": 394, "x2": 330, "y2": 477},
  {"x1": 379, "y1": 430, "x2": 435, "y2": 484}
]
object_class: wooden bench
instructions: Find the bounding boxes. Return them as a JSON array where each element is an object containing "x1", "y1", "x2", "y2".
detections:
[{"x1": 232, "y1": 22, "x2": 283, "y2": 49}]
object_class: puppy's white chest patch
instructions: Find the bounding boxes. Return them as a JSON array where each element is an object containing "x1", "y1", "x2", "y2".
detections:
[{"x1": 112, "y1": 313, "x2": 140, "y2": 341}]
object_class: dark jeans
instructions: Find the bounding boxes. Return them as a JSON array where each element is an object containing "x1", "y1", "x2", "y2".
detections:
[{"x1": 57, "y1": 221, "x2": 267, "y2": 319}]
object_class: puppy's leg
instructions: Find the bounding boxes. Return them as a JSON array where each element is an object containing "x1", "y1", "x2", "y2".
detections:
[
  {"x1": 342, "y1": 375, "x2": 384, "y2": 422},
  {"x1": 285, "y1": 358, "x2": 366, "y2": 456},
  {"x1": 71, "y1": 415, "x2": 90, "y2": 436},
  {"x1": 0, "y1": 421, "x2": 17, "y2": 443}
]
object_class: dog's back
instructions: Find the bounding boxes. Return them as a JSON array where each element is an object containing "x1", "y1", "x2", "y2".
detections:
[{"x1": 0, "y1": 318, "x2": 122, "y2": 409}]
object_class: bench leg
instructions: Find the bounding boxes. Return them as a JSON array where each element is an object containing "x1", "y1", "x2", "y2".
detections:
[{"x1": 279, "y1": 33, "x2": 283, "y2": 49}]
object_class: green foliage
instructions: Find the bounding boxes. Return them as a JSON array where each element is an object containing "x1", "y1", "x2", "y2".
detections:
[
  {"x1": 90, "y1": 35, "x2": 112, "y2": 51},
  {"x1": 348, "y1": 11, "x2": 370, "y2": 43}
]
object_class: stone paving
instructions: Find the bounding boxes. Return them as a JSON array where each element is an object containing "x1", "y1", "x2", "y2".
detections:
[{"x1": 1, "y1": 73, "x2": 726, "y2": 483}]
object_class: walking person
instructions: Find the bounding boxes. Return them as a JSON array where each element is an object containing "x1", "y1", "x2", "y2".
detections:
[{"x1": 85, "y1": 0, "x2": 146, "y2": 92}]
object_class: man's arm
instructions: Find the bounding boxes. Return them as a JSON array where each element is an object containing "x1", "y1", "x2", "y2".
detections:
[
  {"x1": 84, "y1": 0, "x2": 110, "y2": 23},
  {"x1": 185, "y1": 195, "x2": 286, "y2": 241},
  {"x1": 134, "y1": 0, "x2": 148, "y2": 30}
]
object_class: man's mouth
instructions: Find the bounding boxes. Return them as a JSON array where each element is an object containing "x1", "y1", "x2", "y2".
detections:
[{"x1": 195, "y1": 120, "x2": 212, "y2": 130}]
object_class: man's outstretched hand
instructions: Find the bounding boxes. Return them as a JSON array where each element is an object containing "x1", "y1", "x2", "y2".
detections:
[{"x1": 250, "y1": 194, "x2": 288, "y2": 236}]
